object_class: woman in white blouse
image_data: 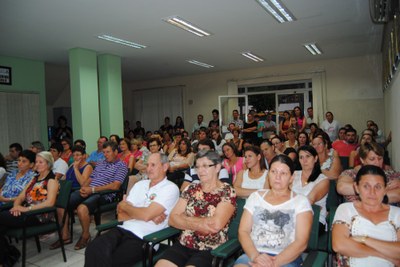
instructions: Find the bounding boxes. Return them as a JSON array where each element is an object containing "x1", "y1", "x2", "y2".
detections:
[
  {"x1": 332, "y1": 165, "x2": 400, "y2": 267},
  {"x1": 292, "y1": 145, "x2": 329, "y2": 234}
]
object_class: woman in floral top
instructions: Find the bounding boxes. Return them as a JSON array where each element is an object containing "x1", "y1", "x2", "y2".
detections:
[
  {"x1": 156, "y1": 150, "x2": 236, "y2": 267},
  {"x1": 0, "y1": 151, "x2": 59, "y2": 237},
  {"x1": 0, "y1": 150, "x2": 36, "y2": 205}
]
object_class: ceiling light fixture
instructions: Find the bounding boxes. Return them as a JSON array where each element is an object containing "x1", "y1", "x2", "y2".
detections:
[
  {"x1": 255, "y1": 0, "x2": 296, "y2": 23},
  {"x1": 241, "y1": 52, "x2": 265, "y2": 62},
  {"x1": 164, "y1": 16, "x2": 211, "y2": 37},
  {"x1": 187, "y1": 60, "x2": 214, "y2": 68},
  {"x1": 97, "y1": 35, "x2": 146, "y2": 49},
  {"x1": 304, "y1": 43, "x2": 323, "y2": 55}
]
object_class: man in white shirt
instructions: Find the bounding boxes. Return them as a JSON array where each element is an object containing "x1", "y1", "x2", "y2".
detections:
[
  {"x1": 192, "y1": 114, "x2": 208, "y2": 133},
  {"x1": 49, "y1": 143, "x2": 68, "y2": 180},
  {"x1": 85, "y1": 152, "x2": 180, "y2": 267},
  {"x1": 320, "y1": 111, "x2": 340, "y2": 142}
]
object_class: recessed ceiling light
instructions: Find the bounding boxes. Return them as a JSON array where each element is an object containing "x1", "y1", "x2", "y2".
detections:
[
  {"x1": 187, "y1": 60, "x2": 214, "y2": 68},
  {"x1": 241, "y1": 52, "x2": 265, "y2": 62},
  {"x1": 97, "y1": 35, "x2": 146, "y2": 49},
  {"x1": 164, "y1": 16, "x2": 212, "y2": 37},
  {"x1": 255, "y1": 0, "x2": 296, "y2": 23},
  {"x1": 304, "y1": 43, "x2": 323, "y2": 55}
]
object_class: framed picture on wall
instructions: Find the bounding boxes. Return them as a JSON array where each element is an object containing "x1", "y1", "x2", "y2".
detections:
[{"x1": 0, "y1": 66, "x2": 12, "y2": 85}]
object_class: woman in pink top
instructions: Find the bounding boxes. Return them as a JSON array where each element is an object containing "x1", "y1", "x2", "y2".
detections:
[
  {"x1": 294, "y1": 106, "x2": 307, "y2": 133},
  {"x1": 222, "y1": 143, "x2": 244, "y2": 184},
  {"x1": 118, "y1": 138, "x2": 135, "y2": 173}
]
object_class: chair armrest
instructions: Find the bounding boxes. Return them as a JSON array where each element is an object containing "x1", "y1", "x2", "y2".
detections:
[
  {"x1": 302, "y1": 250, "x2": 328, "y2": 267},
  {"x1": 95, "y1": 220, "x2": 122, "y2": 232},
  {"x1": 24, "y1": 206, "x2": 57, "y2": 217},
  {"x1": 96, "y1": 189, "x2": 120, "y2": 195},
  {"x1": 143, "y1": 227, "x2": 180, "y2": 245},
  {"x1": 211, "y1": 238, "x2": 241, "y2": 259},
  {"x1": 0, "y1": 202, "x2": 13, "y2": 211}
]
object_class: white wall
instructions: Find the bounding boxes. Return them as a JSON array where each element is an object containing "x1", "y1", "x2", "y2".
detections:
[
  {"x1": 123, "y1": 54, "x2": 383, "y2": 135},
  {"x1": 384, "y1": 69, "x2": 400, "y2": 169}
]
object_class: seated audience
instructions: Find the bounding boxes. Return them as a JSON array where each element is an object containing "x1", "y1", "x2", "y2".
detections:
[
  {"x1": 336, "y1": 127, "x2": 346, "y2": 141},
  {"x1": 160, "y1": 116, "x2": 173, "y2": 134},
  {"x1": 192, "y1": 114, "x2": 208, "y2": 133},
  {"x1": 211, "y1": 128, "x2": 226, "y2": 156},
  {"x1": 87, "y1": 136, "x2": 108, "y2": 167},
  {"x1": 162, "y1": 132, "x2": 173, "y2": 154},
  {"x1": 132, "y1": 121, "x2": 145, "y2": 137},
  {"x1": 109, "y1": 134, "x2": 121, "y2": 147},
  {"x1": 167, "y1": 132, "x2": 183, "y2": 155},
  {"x1": 332, "y1": 165, "x2": 400, "y2": 266},
  {"x1": 337, "y1": 142, "x2": 400, "y2": 205},
  {"x1": 222, "y1": 142, "x2": 244, "y2": 184},
  {"x1": 155, "y1": 150, "x2": 236, "y2": 267},
  {"x1": 230, "y1": 127, "x2": 244, "y2": 155},
  {"x1": 67, "y1": 141, "x2": 128, "y2": 250},
  {"x1": 234, "y1": 146, "x2": 269, "y2": 198},
  {"x1": 85, "y1": 153, "x2": 180, "y2": 266},
  {"x1": 130, "y1": 138, "x2": 143, "y2": 161},
  {"x1": 349, "y1": 132, "x2": 374, "y2": 168},
  {"x1": 49, "y1": 143, "x2": 69, "y2": 180},
  {"x1": 0, "y1": 152, "x2": 59, "y2": 259},
  {"x1": 293, "y1": 145, "x2": 329, "y2": 234},
  {"x1": 73, "y1": 139, "x2": 88, "y2": 158},
  {"x1": 181, "y1": 139, "x2": 230, "y2": 191},
  {"x1": 260, "y1": 140, "x2": 277, "y2": 170},
  {"x1": 167, "y1": 139, "x2": 194, "y2": 185},
  {"x1": 332, "y1": 128, "x2": 358, "y2": 157},
  {"x1": 118, "y1": 138, "x2": 135, "y2": 173},
  {"x1": 208, "y1": 109, "x2": 220, "y2": 129},
  {"x1": 0, "y1": 150, "x2": 36, "y2": 205},
  {"x1": 0, "y1": 153, "x2": 5, "y2": 184},
  {"x1": 234, "y1": 154, "x2": 313, "y2": 267},
  {"x1": 308, "y1": 123, "x2": 319, "y2": 142},
  {"x1": 224, "y1": 123, "x2": 236, "y2": 142},
  {"x1": 312, "y1": 134, "x2": 342, "y2": 179},
  {"x1": 174, "y1": 116, "x2": 185, "y2": 133},
  {"x1": 284, "y1": 128, "x2": 299, "y2": 150}
]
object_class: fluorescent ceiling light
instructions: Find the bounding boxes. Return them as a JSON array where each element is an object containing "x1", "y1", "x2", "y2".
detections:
[
  {"x1": 304, "y1": 43, "x2": 323, "y2": 55},
  {"x1": 255, "y1": 0, "x2": 296, "y2": 23},
  {"x1": 187, "y1": 60, "x2": 214, "y2": 68},
  {"x1": 97, "y1": 35, "x2": 146, "y2": 49},
  {"x1": 164, "y1": 16, "x2": 211, "y2": 37},
  {"x1": 241, "y1": 52, "x2": 265, "y2": 62}
]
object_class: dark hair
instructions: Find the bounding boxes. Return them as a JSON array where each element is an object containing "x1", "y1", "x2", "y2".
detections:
[
  {"x1": 197, "y1": 139, "x2": 215, "y2": 151},
  {"x1": 147, "y1": 137, "x2": 162, "y2": 150},
  {"x1": 314, "y1": 130, "x2": 332, "y2": 149},
  {"x1": 178, "y1": 138, "x2": 192, "y2": 157},
  {"x1": 271, "y1": 136, "x2": 282, "y2": 143},
  {"x1": 261, "y1": 139, "x2": 273, "y2": 147},
  {"x1": 243, "y1": 145, "x2": 267, "y2": 171},
  {"x1": 9, "y1": 143, "x2": 23, "y2": 152},
  {"x1": 19, "y1": 150, "x2": 36, "y2": 164},
  {"x1": 356, "y1": 165, "x2": 387, "y2": 187},
  {"x1": 211, "y1": 129, "x2": 223, "y2": 145},
  {"x1": 270, "y1": 154, "x2": 295, "y2": 175},
  {"x1": 50, "y1": 142, "x2": 64, "y2": 153},
  {"x1": 359, "y1": 142, "x2": 384, "y2": 159},
  {"x1": 99, "y1": 136, "x2": 109, "y2": 141},
  {"x1": 243, "y1": 139, "x2": 254, "y2": 146},
  {"x1": 173, "y1": 132, "x2": 183, "y2": 137},
  {"x1": 293, "y1": 106, "x2": 304, "y2": 119},
  {"x1": 71, "y1": 145, "x2": 86, "y2": 155},
  {"x1": 212, "y1": 109, "x2": 219, "y2": 115},
  {"x1": 103, "y1": 141, "x2": 118, "y2": 151},
  {"x1": 283, "y1": 111, "x2": 291, "y2": 121},
  {"x1": 325, "y1": 111, "x2": 333, "y2": 117},
  {"x1": 57, "y1": 115, "x2": 67, "y2": 124},
  {"x1": 309, "y1": 123, "x2": 318, "y2": 130},
  {"x1": 61, "y1": 138, "x2": 73, "y2": 148},
  {"x1": 74, "y1": 139, "x2": 86, "y2": 149},
  {"x1": 31, "y1": 141, "x2": 45, "y2": 152},
  {"x1": 175, "y1": 116, "x2": 184, "y2": 129},
  {"x1": 119, "y1": 138, "x2": 131, "y2": 148},
  {"x1": 0, "y1": 153, "x2": 6, "y2": 168},
  {"x1": 297, "y1": 131, "x2": 309, "y2": 145},
  {"x1": 109, "y1": 134, "x2": 121, "y2": 144},
  {"x1": 222, "y1": 142, "x2": 240, "y2": 157},
  {"x1": 298, "y1": 145, "x2": 321, "y2": 183},
  {"x1": 345, "y1": 128, "x2": 357, "y2": 135}
]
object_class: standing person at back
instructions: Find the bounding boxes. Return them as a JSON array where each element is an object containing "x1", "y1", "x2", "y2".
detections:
[
  {"x1": 231, "y1": 109, "x2": 244, "y2": 129},
  {"x1": 320, "y1": 111, "x2": 340, "y2": 142},
  {"x1": 192, "y1": 114, "x2": 208, "y2": 133},
  {"x1": 209, "y1": 109, "x2": 220, "y2": 129}
]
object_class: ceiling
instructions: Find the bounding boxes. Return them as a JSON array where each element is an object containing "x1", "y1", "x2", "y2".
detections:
[{"x1": 1, "y1": 0, "x2": 383, "y2": 82}]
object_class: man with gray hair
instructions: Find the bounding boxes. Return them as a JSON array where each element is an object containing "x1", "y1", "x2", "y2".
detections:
[{"x1": 85, "y1": 152, "x2": 180, "y2": 267}]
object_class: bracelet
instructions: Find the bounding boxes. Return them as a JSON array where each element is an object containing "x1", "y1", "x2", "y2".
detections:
[
  {"x1": 360, "y1": 235, "x2": 368, "y2": 244},
  {"x1": 92, "y1": 187, "x2": 95, "y2": 194}
]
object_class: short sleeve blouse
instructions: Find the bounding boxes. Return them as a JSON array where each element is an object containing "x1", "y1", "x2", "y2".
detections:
[{"x1": 178, "y1": 182, "x2": 236, "y2": 250}]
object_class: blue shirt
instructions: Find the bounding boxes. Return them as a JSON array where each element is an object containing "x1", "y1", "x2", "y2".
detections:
[
  {"x1": 0, "y1": 169, "x2": 36, "y2": 205},
  {"x1": 87, "y1": 150, "x2": 105, "y2": 164}
]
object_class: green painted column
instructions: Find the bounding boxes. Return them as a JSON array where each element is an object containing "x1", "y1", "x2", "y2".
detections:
[
  {"x1": 98, "y1": 54, "x2": 124, "y2": 137},
  {"x1": 69, "y1": 48, "x2": 100, "y2": 153}
]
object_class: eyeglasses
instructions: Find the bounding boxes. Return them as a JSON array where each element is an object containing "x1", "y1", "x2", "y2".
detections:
[{"x1": 194, "y1": 164, "x2": 216, "y2": 171}]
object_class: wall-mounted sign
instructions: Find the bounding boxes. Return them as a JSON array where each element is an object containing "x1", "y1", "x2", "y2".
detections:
[{"x1": 0, "y1": 66, "x2": 12, "y2": 85}]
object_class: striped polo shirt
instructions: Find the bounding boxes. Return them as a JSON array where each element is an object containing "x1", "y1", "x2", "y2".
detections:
[{"x1": 89, "y1": 159, "x2": 128, "y2": 200}]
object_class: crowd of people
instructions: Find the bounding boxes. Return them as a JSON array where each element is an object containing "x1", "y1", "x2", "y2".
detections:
[{"x1": 0, "y1": 106, "x2": 399, "y2": 266}]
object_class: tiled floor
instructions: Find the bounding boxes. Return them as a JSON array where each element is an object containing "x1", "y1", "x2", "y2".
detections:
[{"x1": 12, "y1": 212, "x2": 115, "y2": 267}]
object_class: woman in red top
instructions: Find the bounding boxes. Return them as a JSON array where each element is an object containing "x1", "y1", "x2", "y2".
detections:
[{"x1": 118, "y1": 138, "x2": 135, "y2": 173}]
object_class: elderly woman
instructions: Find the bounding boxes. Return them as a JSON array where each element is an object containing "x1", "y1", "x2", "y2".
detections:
[
  {"x1": 0, "y1": 151, "x2": 59, "y2": 258},
  {"x1": 0, "y1": 150, "x2": 36, "y2": 205},
  {"x1": 332, "y1": 165, "x2": 400, "y2": 266},
  {"x1": 337, "y1": 142, "x2": 400, "y2": 205},
  {"x1": 292, "y1": 145, "x2": 329, "y2": 234},
  {"x1": 234, "y1": 154, "x2": 313, "y2": 267},
  {"x1": 311, "y1": 133, "x2": 342, "y2": 179},
  {"x1": 155, "y1": 150, "x2": 236, "y2": 267},
  {"x1": 234, "y1": 146, "x2": 269, "y2": 198}
]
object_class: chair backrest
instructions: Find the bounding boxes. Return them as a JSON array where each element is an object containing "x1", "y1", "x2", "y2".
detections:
[
  {"x1": 308, "y1": 204, "x2": 321, "y2": 251},
  {"x1": 326, "y1": 180, "x2": 342, "y2": 211},
  {"x1": 228, "y1": 198, "x2": 246, "y2": 240},
  {"x1": 328, "y1": 206, "x2": 337, "y2": 253},
  {"x1": 56, "y1": 180, "x2": 72, "y2": 209},
  {"x1": 339, "y1": 156, "x2": 349, "y2": 170}
]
